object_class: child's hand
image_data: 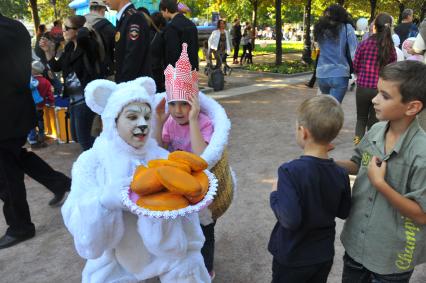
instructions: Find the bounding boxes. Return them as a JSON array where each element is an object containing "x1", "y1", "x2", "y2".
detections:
[
  {"x1": 188, "y1": 94, "x2": 200, "y2": 123},
  {"x1": 155, "y1": 97, "x2": 169, "y2": 124},
  {"x1": 367, "y1": 156, "x2": 387, "y2": 189}
]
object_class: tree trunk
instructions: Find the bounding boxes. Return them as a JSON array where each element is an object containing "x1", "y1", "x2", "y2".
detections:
[
  {"x1": 29, "y1": 0, "x2": 40, "y2": 33},
  {"x1": 49, "y1": 0, "x2": 58, "y2": 19},
  {"x1": 302, "y1": 0, "x2": 312, "y2": 64},
  {"x1": 251, "y1": 0, "x2": 258, "y2": 50},
  {"x1": 421, "y1": 1, "x2": 426, "y2": 22},
  {"x1": 275, "y1": 0, "x2": 282, "y2": 65},
  {"x1": 369, "y1": 0, "x2": 377, "y2": 24},
  {"x1": 397, "y1": 2, "x2": 405, "y2": 24},
  {"x1": 338, "y1": 0, "x2": 345, "y2": 6}
]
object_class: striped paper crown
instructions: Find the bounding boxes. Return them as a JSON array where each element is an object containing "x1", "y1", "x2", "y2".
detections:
[{"x1": 164, "y1": 43, "x2": 199, "y2": 102}]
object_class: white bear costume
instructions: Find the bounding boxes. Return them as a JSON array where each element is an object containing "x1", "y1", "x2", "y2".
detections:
[{"x1": 61, "y1": 77, "x2": 210, "y2": 283}]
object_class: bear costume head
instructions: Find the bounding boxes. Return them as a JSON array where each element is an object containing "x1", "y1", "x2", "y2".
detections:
[{"x1": 85, "y1": 77, "x2": 160, "y2": 150}]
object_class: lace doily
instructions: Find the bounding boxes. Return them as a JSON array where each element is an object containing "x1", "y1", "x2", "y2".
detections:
[{"x1": 121, "y1": 170, "x2": 218, "y2": 219}]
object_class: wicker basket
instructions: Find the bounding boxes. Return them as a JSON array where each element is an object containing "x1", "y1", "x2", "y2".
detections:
[{"x1": 208, "y1": 149, "x2": 234, "y2": 220}]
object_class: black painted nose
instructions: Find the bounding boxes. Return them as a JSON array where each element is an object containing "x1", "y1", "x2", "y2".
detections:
[{"x1": 138, "y1": 125, "x2": 148, "y2": 133}]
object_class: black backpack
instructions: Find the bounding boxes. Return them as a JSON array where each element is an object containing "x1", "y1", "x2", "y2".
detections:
[
  {"x1": 208, "y1": 68, "x2": 224, "y2": 91},
  {"x1": 85, "y1": 19, "x2": 114, "y2": 78}
]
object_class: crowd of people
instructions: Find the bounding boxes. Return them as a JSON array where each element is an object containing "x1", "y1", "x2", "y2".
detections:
[
  {"x1": 1, "y1": 0, "x2": 426, "y2": 282},
  {"x1": 278, "y1": 4, "x2": 426, "y2": 282},
  {"x1": 308, "y1": 5, "x2": 426, "y2": 143}
]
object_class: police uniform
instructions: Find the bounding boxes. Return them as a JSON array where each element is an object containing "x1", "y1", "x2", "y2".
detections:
[{"x1": 114, "y1": 4, "x2": 151, "y2": 83}]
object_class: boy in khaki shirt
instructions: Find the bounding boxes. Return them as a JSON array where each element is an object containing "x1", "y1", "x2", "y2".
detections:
[{"x1": 338, "y1": 61, "x2": 426, "y2": 282}]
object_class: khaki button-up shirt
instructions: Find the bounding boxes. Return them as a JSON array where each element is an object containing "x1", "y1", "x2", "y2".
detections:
[{"x1": 341, "y1": 119, "x2": 426, "y2": 274}]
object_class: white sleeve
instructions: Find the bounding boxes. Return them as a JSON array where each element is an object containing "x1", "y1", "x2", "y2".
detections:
[
  {"x1": 413, "y1": 34, "x2": 426, "y2": 54},
  {"x1": 208, "y1": 31, "x2": 218, "y2": 51},
  {"x1": 61, "y1": 150, "x2": 124, "y2": 260}
]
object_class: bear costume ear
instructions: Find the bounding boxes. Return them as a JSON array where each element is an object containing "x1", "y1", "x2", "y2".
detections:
[
  {"x1": 85, "y1": 79, "x2": 117, "y2": 115},
  {"x1": 132, "y1": 77, "x2": 156, "y2": 96}
]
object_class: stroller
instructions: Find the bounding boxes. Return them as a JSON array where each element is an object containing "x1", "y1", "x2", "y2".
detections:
[
  {"x1": 203, "y1": 49, "x2": 232, "y2": 92},
  {"x1": 203, "y1": 47, "x2": 233, "y2": 76}
]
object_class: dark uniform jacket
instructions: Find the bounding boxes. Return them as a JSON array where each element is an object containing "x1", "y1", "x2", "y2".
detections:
[
  {"x1": 163, "y1": 13, "x2": 199, "y2": 70},
  {"x1": 114, "y1": 4, "x2": 151, "y2": 83},
  {"x1": 0, "y1": 15, "x2": 36, "y2": 141}
]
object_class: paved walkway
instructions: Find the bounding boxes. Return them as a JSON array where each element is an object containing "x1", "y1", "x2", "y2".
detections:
[{"x1": 1, "y1": 69, "x2": 425, "y2": 282}]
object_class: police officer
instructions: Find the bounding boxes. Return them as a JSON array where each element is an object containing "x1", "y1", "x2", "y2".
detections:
[{"x1": 105, "y1": 0, "x2": 151, "y2": 83}]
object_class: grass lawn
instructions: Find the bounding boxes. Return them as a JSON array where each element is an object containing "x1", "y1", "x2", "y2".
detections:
[
  {"x1": 252, "y1": 42, "x2": 304, "y2": 55},
  {"x1": 199, "y1": 42, "x2": 303, "y2": 59},
  {"x1": 244, "y1": 60, "x2": 314, "y2": 75}
]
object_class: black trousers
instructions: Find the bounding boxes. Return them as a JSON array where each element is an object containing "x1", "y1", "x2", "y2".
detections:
[
  {"x1": 272, "y1": 258, "x2": 333, "y2": 283},
  {"x1": 232, "y1": 39, "x2": 241, "y2": 61},
  {"x1": 241, "y1": 43, "x2": 253, "y2": 64},
  {"x1": 355, "y1": 86, "x2": 378, "y2": 138},
  {"x1": 201, "y1": 222, "x2": 216, "y2": 273},
  {"x1": 0, "y1": 137, "x2": 71, "y2": 236},
  {"x1": 306, "y1": 52, "x2": 319, "y2": 87},
  {"x1": 342, "y1": 253, "x2": 413, "y2": 283}
]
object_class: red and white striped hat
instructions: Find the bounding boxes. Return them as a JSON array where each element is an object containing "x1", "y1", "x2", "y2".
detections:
[{"x1": 164, "y1": 43, "x2": 199, "y2": 102}]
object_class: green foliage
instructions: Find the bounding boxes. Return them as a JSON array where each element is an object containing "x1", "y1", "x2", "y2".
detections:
[
  {"x1": 187, "y1": 0, "x2": 425, "y2": 27},
  {"x1": 198, "y1": 42, "x2": 303, "y2": 61},
  {"x1": 37, "y1": 0, "x2": 73, "y2": 24},
  {"x1": 245, "y1": 60, "x2": 314, "y2": 74},
  {"x1": 0, "y1": 0, "x2": 31, "y2": 19}
]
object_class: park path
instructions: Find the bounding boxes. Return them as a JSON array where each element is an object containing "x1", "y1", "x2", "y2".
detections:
[{"x1": 1, "y1": 69, "x2": 425, "y2": 283}]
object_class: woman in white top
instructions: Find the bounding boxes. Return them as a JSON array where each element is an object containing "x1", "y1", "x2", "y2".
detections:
[{"x1": 208, "y1": 19, "x2": 232, "y2": 72}]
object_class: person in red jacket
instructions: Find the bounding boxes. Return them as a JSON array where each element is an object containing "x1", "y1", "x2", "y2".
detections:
[{"x1": 28, "y1": 61, "x2": 55, "y2": 148}]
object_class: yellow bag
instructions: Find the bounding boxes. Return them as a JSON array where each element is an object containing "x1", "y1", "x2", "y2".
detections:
[
  {"x1": 56, "y1": 107, "x2": 72, "y2": 143},
  {"x1": 43, "y1": 106, "x2": 58, "y2": 138}
]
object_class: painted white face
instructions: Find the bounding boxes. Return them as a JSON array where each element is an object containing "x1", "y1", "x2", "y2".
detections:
[{"x1": 116, "y1": 102, "x2": 152, "y2": 149}]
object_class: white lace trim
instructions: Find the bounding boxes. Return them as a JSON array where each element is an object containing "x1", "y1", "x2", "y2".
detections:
[{"x1": 121, "y1": 170, "x2": 218, "y2": 219}]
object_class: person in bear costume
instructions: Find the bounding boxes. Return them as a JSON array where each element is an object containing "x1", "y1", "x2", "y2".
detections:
[{"x1": 61, "y1": 76, "x2": 210, "y2": 283}]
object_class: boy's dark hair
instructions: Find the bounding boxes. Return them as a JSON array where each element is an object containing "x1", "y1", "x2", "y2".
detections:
[
  {"x1": 159, "y1": 0, "x2": 178, "y2": 13},
  {"x1": 68, "y1": 15, "x2": 86, "y2": 29},
  {"x1": 379, "y1": 61, "x2": 426, "y2": 110},
  {"x1": 90, "y1": 5, "x2": 106, "y2": 12},
  {"x1": 137, "y1": 7, "x2": 150, "y2": 15},
  {"x1": 151, "y1": 12, "x2": 166, "y2": 30},
  {"x1": 297, "y1": 96, "x2": 344, "y2": 144}
]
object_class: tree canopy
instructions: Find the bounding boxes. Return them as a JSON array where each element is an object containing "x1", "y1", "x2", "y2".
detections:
[{"x1": 3, "y1": 0, "x2": 425, "y2": 28}]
